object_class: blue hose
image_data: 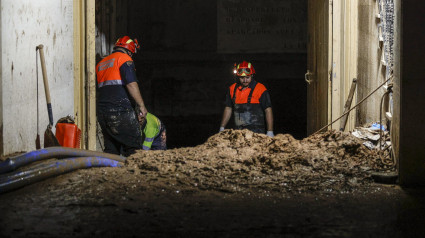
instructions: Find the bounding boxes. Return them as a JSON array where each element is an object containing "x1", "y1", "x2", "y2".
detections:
[
  {"x1": 0, "y1": 146, "x2": 125, "y2": 174},
  {"x1": 0, "y1": 157, "x2": 123, "y2": 194}
]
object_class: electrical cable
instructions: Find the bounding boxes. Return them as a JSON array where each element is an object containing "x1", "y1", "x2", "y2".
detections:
[
  {"x1": 379, "y1": 91, "x2": 389, "y2": 151},
  {"x1": 312, "y1": 76, "x2": 393, "y2": 135}
]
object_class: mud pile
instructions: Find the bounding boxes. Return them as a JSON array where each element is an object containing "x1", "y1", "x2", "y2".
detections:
[{"x1": 126, "y1": 129, "x2": 394, "y2": 195}]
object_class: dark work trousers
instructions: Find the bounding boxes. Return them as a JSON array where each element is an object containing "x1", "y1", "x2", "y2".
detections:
[
  {"x1": 97, "y1": 110, "x2": 142, "y2": 157},
  {"x1": 233, "y1": 104, "x2": 266, "y2": 134},
  {"x1": 150, "y1": 123, "x2": 167, "y2": 150}
]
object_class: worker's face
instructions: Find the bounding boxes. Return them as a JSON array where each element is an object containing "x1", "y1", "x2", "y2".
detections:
[{"x1": 238, "y1": 76, "x2": 252, "y2": 87}]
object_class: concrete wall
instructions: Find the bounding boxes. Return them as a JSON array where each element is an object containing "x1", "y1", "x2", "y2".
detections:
[
  {"x1": 357, "y1": 0, "x2": 387, "y2": 126},
  {"x1": 392, "y1": 0, "x2": 401, "y2": 182},
  {"x1": 0, "y1": 0, "x2": 74, "y2": 155}
]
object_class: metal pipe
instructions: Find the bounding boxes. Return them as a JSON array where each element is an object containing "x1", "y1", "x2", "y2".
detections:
[
  {"x1": 0, "y1": 146, "x2": 125, "y2": 174},
  {"x1": 313, "y1": 77, "x2": 392, "y2": 135},
  {"x1": 0, "y1": 157, "x2": 123, "y2": 194},
  {"x1": 379, "y1": 90, "x2": 390, "y2": 151}
]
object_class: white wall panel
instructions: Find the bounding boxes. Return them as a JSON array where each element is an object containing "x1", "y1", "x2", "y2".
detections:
[{"x1": 1, "y1": 0, "x2": 74, "y2": 155}]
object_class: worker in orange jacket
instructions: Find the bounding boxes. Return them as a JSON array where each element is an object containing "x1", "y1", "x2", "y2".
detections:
[
  {"x1": 96, "y1": 36, "x2": 148, "y2": 156},
  {"x1": 219, "y1": 61, "x2": 274, "y2": 137}
]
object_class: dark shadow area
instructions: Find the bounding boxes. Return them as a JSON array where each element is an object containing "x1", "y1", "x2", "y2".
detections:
[
  {"x1": 160, "y1": 114, "x2": 223, "y2": 149},
  {"x1": 117, "y1": 0, "x2": 308, "y2": 148},
  {"x1": 1, "y1": 180, "x2": 425, "y2": 238}
]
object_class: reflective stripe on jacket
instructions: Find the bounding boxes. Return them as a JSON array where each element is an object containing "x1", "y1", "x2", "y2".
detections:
[
  {"x1": 96, "y1": 52, "x2": 133, "y2": 88},
  {"x1": 141, "y1": 113, "x2": 161, "y2": 150}
]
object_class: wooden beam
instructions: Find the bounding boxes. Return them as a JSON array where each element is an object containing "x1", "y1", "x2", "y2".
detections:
[
  {"x1": 86, "y1": 0, "x2": 97, "y2": 150},
  {"x1": 73, "y1": 0, "x2": 86, "y2": 148}
]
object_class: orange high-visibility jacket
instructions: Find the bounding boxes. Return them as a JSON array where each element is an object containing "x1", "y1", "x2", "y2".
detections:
[
  {"x1": 96, "y1": 52, "x2": 133, "y2": 88},
  {"x1": 229, "y1": 82, "x2": 267, "y2": 104}
]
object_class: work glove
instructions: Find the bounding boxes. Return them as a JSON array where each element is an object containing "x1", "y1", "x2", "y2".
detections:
[
  {"x1": 219, "y1": 127, "x2": 225, "y2": 132},
  {"x1": 266, "y1": 131, "x2": 274, "y2": 137}
]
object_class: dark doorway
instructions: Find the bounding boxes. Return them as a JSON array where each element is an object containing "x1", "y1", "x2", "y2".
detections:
[{"x1": 97, "y1": 0, "x2": 308, "y2": 148}]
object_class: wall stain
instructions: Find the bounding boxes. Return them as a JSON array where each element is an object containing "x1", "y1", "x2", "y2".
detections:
[
  {"x1": 15, "y1": 30, "x2": 19, "y2": 49},
  {"x1": 11, "y1": 62, "x2": 14, "y2": 82},
  {"x1": 53, "y1": 32, "x2": 57, "y2": 47}
]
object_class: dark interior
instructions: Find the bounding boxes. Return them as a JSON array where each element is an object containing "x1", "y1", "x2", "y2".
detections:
[{"x1": 99, "y1": 0, "x2": 307, "y2": 148}]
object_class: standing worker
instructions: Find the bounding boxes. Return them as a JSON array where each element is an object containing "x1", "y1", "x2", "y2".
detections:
[
  {"x1": 96, "y1": 36, "x2": 148, "y2": 156},
  {"x1": 139, "y1": 113, "x2": 167, "y2": 150},
  {"x1": 219, "y1": 61, "x2": 274, "y2": 137}
]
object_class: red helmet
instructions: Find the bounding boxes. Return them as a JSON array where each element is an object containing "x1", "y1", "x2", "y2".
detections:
[
  {"x1": 236, "y1": 61, "x2": 255, "y2": 76},
  {"x1": 115, "y1": 36, "x2": 140, "y2": 54}
]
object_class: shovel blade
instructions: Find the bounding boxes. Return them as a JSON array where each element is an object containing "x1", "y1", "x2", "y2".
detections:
[{"x1": 44, "y1": 125, "x2": 60, "y2": 148}]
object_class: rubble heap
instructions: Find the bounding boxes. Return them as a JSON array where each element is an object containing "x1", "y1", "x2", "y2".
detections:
[{"x1": 127, "y1": 129, "x2": 394, "y2": 195}]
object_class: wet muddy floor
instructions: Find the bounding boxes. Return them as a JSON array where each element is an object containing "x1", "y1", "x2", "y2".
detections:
[{"x1": 1, "y1": 130, "x2": 424, "y2": 237}]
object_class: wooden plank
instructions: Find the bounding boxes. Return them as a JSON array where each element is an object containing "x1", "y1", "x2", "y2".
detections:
[
  {"x1": 306, "y1": 0, "x2": 315, "y2": 135},
  {"x1": 86, "y1": 0, "x2": 97, "y2": 150},
  {"x1": 339, "y1": 78, "x2": 357, "y2": 131},
  {"x1": 331, "y1": 0, "x2": 342, "y2": 130},
  {"x1": 73, "y1": 0, "x2": 86, "y2": 149},
  {"x1": 344, "y1": 0, "x2": 358, "y2": 131},
  {"x1": 328, "y1": 0, "x2": 333, "y2": 129},
  {"x1": 307, "y1": 0, "x2": 330, "y2": 135},
  {"x1": 318, "y1": 0, "x2": 330, "y2": 131}
]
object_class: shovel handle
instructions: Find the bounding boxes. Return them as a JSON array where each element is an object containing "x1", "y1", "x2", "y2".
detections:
[{"x1": 37, "y1": 44, "x2": 54, "y2": 126}]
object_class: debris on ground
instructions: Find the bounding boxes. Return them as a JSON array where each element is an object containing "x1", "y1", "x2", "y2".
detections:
[
  {"x1": 124, "y1": 129, "x2": 395, "y2": 195},
  {"x1": 351, "y1": 122, "x2": 394, "y2": 169},
  {"x1": 351, "y1": 123, "x2": 391, "y2": 150},
  {"x1": 0, "y1": 129, "x2": 396, "y2": 198}
]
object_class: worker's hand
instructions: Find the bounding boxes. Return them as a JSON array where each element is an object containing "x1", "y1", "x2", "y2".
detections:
[
  {"x1": 138, "y1": 115, "x2": 146, "y2": 125},
  {"x1": 219, "y1": 127, "x2": 225, "y2": 132},
  {"x1": 266, "y1": 131, "x2": 274, "y2": 137},
  {"x1": 138, "y1": 105, "x2": 148, "y2": 118}
]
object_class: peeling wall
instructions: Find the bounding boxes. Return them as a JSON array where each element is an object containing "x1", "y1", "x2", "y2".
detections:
[
  {"x1": 357, "y1": 0, "x2": 389, "y2": 126},
  {"x1": 0, "y1": 0, "x2": 74, "y2": 155}
]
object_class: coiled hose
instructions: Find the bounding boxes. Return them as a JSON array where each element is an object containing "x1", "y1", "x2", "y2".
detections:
[
  {"x1": 0, "y1": 147, "x2": 126, "y2": 194},
  {"x1": 0, "y1": 146, "x2": 125, "y2": 174}
]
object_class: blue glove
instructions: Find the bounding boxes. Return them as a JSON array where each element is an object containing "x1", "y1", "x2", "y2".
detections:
[{"x1": 266, "y1": 131, "x2": 274, "y2": 137}]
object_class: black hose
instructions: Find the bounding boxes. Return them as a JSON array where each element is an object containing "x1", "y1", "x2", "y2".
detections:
[
  {"x1": 0, "y1": 147, "x2": 125, "y2": 174},
  {"x1": 0, "y1": 157, "x2": 123, "y2": 194},
  {"x1": 379, "y1": 91, "x2": 390, "y2": 151}
]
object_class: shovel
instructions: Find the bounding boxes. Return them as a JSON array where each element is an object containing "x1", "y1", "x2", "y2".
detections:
[
  {"x1": 36, "y1": 44, "x2": 60, "y2": 148},
  {"x1": 35, "y1": 47, "x2": 41, "y2": 149}
]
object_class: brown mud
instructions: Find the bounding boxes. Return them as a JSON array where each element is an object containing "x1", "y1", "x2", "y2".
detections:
[
  {"x1": 126, "y1": 129, "x2": 394, "y2": 195},
  {"x1": 1, "y1": 129, "x2": 424, "y2": 238}
]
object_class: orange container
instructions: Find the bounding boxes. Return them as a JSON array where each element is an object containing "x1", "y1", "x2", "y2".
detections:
[{"x1": 55, "y1": 123, "x2": 81, "y2": 148}]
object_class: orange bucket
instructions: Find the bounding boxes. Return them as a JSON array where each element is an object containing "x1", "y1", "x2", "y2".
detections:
[{"x1": 55, "y1": 123, "x2": 81, "y2": 148}]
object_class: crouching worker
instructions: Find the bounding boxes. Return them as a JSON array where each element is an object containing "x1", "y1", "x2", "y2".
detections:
[{"x1": 138, "y1": 112, "x2": 167, "y2": 150}]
